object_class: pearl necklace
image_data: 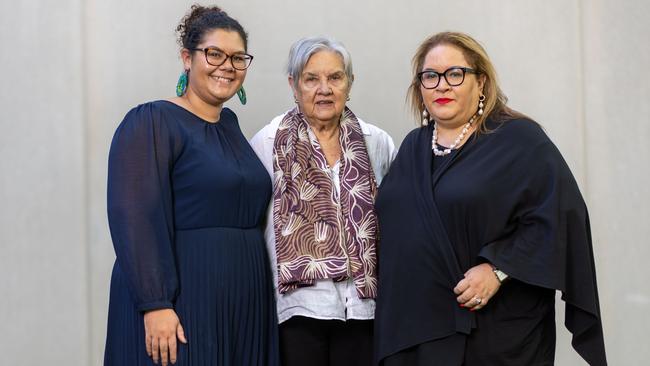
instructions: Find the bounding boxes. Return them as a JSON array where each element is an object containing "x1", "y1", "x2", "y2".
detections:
[{"x1": 431, "y1": 115, "x2": 476, "y2": 156}]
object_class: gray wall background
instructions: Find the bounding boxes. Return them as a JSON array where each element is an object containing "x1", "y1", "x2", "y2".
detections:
[{"x1": 1, "y1": 0, "x2": 648, "y2": 364}]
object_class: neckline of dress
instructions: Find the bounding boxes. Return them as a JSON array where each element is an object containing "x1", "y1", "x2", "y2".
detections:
[{"x1": 160, "y1": 100, "x2": 225, "y2": 125}]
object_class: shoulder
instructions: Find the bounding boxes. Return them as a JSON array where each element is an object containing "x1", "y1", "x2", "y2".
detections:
[
  {"x1": 118, "y1": 100, "x2": 179, "y2": 131},
  {"x1": 358, "y1": 118, "x2": 392, "y2": 140},
  {"x1": 354, "y1": 117, "x2": 397, "y2": 179},
  {"x1": 121, "y1": 101, "x2": 159, "y2": 121},
  {"x1": 481, "y1": 117, "x2": 569, "y2": 172},
  {"x1": 386, "y1": 126, "x2": 429, "y2": 166},
  {"x1": 477, "y1": 117, "x2": 556, "y2": 157},
  {"x1": 112, "y1": 101, "x2": 185, "y2": 151},
  {"x1": 357, "y1": 118, "x2": 395, "y2": 150},
  {"x1": 129, "y1": 100, "x2": 179, "y2": 117},
  {"x1": 250, "y1": 111, "x2": 289, "y2": 173},
  {"x1": 401, "y1": 126, "x2": 429, "y2": 148},
  {"x1": 489, "y1": 117, "x2": 549, "y2": 145},
  {"x1": 249, "y1": 111, "x2": 289, "y2": 160},
  {"x1": 116, "y1": 102, "x2": 157, "y2": 135},
  {"x1": 250, "y1": 111, "x2": 287, "y2": 145},
  {"x1": 220, "y1": 107, "x2": 238, "y2": 122}
]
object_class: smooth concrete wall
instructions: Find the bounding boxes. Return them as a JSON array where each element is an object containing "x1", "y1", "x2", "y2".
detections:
[
  {"x1": 582, "y1": 1, "x2": 650, "y2": 362},
  {"x1": 0, "y1": 0, "x2": 89, "y2": 364},
  {"x1": 1, "y1": 0, "x2": 648, "y2": 364}
]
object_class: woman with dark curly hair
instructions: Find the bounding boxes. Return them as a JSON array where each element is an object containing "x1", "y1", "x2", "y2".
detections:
[{"x1": 104, "y1": 5, "x2": 279, "y2": 366}]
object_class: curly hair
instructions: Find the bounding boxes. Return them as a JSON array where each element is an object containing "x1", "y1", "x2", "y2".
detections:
[{"x1": 176, "y1": 4, "x2": 248, "y2": 51}]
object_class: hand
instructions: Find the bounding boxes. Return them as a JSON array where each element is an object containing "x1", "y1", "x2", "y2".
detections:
[
  {"x1": 453, "y1": 263, "x2": 501, "y2": 311},
  {"x1": 144, "y1": 309, "x2": 187, "y2": 365}
]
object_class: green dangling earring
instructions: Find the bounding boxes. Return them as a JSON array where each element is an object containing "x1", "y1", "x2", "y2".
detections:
[
  {"x1": 176, "y1": 70, "x2": 188, "y2": 97},
  {"x1": 237, "y1": 86, "x2": 247, "y2": 105}
]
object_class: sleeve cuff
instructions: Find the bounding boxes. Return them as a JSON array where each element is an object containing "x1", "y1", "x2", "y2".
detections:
[{"x1": 137, "y1": 300, "x2": 174, "y2": 312}]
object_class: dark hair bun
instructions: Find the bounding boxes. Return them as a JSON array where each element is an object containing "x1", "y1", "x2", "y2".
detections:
[{"x1": 176, "y1": 4, "x2": 248, "y2": 51}]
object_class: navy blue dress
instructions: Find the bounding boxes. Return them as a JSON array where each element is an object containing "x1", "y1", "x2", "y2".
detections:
[{"x1": 104, "y1": 101, "x2": 280, "y2": 365}]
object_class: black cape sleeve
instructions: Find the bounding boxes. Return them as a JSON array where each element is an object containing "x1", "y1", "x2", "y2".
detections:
[{"x1": 478, "y1": 120, "x2": 606, "y2": 365}]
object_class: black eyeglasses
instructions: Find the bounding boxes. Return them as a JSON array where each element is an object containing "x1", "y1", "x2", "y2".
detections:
[
  {"x1": 190, "y1": 47, "x2": 254, "y2": 70},
  {"x1": 417, "y1": 67, "x2": 478, "y2": 89}
]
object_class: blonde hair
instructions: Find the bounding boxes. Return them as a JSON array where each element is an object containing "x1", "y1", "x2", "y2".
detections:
[{"x1": 407, "y1": 32, "x2": 524, "y2": 132}]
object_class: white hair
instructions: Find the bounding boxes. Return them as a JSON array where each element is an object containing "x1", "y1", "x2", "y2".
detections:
[{"x1": 286, "y1": 36, "x2": 354, "y2": 89}]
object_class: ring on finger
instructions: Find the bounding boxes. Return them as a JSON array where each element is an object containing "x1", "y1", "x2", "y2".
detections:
[{"x1": 473, "y1": 297, "x2": 483, "y2": 306}]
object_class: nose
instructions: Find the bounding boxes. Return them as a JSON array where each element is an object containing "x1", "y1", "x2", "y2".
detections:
[
  {"x1": 436, "y1": 75, "x2": 451, "y2": 90},
  {"x1": 218, "y1": 57, "x2": 235, "y2": 71},
  {"x1": 317, "y1": 78, "x2": 333, "y2": 94}
]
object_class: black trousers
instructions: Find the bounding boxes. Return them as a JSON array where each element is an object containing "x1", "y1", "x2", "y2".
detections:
[{"x1": 279, "y1": 316, "x2": 374, "y2": 366}]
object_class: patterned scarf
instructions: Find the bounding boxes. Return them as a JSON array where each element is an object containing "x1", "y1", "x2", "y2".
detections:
[{"x1": 272, "y1": 107, "x2": 378, "y2": 299}]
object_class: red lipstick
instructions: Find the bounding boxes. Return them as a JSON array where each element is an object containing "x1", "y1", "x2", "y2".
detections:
[{"x1": 435, "y1": 98, "x2": 453, "y2": 105}]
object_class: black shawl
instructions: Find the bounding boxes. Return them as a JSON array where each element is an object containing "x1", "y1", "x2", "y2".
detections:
[{"x1": 374, "y1": 118, "x2": 606, "y2": 365}]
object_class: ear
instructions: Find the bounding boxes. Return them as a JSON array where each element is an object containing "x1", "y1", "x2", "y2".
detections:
[
  {"x1": 477, "y1": 73, "x2": 487, "y2": 94},
  {"x1": 180, "y1": 48, "x2": 192, "y2": 71},
  {"x1": 288, "y1": 76, "x2": 299, "y2": 100}
]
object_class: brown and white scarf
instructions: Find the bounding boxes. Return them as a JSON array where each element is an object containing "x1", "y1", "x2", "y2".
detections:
[{"x1": 272, "y1": 107, "x2": 378, "y2": 299}]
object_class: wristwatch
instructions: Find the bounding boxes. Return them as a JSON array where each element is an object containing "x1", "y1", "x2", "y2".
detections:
[{"x1": 492, "y1": 266, "x2": 509, "y2": 284}]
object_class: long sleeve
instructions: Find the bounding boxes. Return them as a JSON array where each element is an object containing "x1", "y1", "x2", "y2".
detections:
[{"x1": 107, "y1": 103, "x2": 179, "y2": 312}]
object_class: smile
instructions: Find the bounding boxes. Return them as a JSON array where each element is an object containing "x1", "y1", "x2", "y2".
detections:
[{"x1": 211, "y1": 75, "x2": 234, "y2": 83}]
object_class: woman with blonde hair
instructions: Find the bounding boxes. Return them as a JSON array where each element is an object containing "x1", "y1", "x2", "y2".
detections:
[{"x1": 374, "y1": 32, "x2": 606, "y2": 365}]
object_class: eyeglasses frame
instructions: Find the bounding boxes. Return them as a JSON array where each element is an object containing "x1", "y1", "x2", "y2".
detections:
[
  {"x1": 189, "y1": 47, "x2": 254, "y2": 70},
  {"x1": 417, "y1": 66, "x2": 479, "y2": 89}
]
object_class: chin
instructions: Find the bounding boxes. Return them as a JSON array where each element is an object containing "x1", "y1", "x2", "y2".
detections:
[
  {"x1": 210, "y1": 82, "x2": 240, "y2": 96},
  {"x1": 210, "y1": 90, "x2": 236, "y2": 101},
  {"x1": 316, "y1": 113, "x2": 340, "y2": 123},
  {"x1": 431, "y1": 114, "x2": 454, "y2": 123},
  {"x1": 204, "y1": 94, "x2": 232, "y2": 106}
]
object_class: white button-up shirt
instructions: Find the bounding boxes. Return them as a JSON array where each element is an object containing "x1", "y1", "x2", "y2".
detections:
[{"x1": 250, "y1": 112, "x2": 396, "y2": 323}]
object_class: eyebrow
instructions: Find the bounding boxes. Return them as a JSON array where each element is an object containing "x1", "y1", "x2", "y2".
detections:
[
  {"x1": 203, "y1": 45, "x2": 247, "y2": 54},
  {"x1": 421, "y1": 66, "x2": 468, "y2": 72},
  {"x1": 302, "y1": 71, "x2": 345, "y2": 77}
]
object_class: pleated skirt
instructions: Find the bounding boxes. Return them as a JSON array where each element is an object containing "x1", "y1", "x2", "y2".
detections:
[{"x1": 104, "y1": 227, "x2": 280, "y2": 366}]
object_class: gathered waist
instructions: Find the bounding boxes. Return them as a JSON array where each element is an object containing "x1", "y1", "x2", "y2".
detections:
[
  {"x1": 174, "y1": 225, "x2": 264, "y2": 244},
  {"x1": 175, "y1": 225, "x2": 262, "y2": 232}
]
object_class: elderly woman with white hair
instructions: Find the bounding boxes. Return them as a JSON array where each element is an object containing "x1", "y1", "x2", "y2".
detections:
[{"x1": 250, "y1": 36, "x2": 396, "y2": 366}]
